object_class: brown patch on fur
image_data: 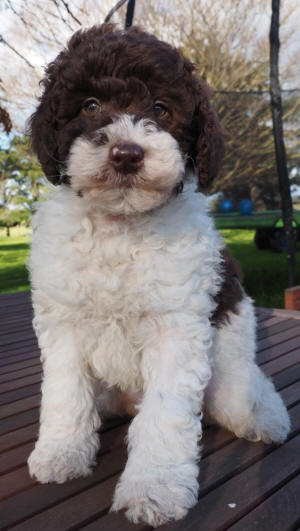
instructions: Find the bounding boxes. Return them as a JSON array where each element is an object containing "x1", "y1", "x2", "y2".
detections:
[
  {"x1": 28, "y1": 24, "x2": 224, "y2": 189},
  {"x1": 119, "y1": 391, "x2": 141, "y2": 417},
  {"x1": 211, "y1": 248, "x2": 244, "y2": 328}
]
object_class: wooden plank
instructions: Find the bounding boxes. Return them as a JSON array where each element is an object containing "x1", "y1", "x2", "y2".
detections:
[
  {"x1": 0, "y1": 340, "x2": 38, "y2": 356},
  {"x1": 0, "y1": 294, "x2": 31, "y2": 305},
  {"x1": 4, "y1": 404, "x2": 299, "y2": 531},
  {"x1": 272, "y1": 363, "x2": 300, "y2": 391},
  {"x1": 0, "y1": 313, "x2": 32, "y2": 325},
  {"x1": 0, "y1": 321, "x2": 33, "y2": 335},
  {"x1": 162, "y1": 434, "x2": 300, "y2": 531},
  {"x1": 0, "y1": 424, "x2": 38, "y2": 453},
  {"x1": 0, "y1": 295, "x2": 298, "y2": 531},
  {"x1": 0, "y1": 448, "x2": 126, "y2": 528},
  {"x1": 0, "y1": 303, "x2": 32, "y2": 316},
  {"x1": 0, "y1": 409, "x2": 39, "y2": 436},
  {"x1": 257, "y1": 318, "x2": 300, "y2": 340},
  {"x1": 0, "y1": 359, "x2": 40, "y2": 376},
  {"x1": 0, "y1": 418, "x2": 125, "y2": 456},
  {"x1": 280, "y1": 380, "x2": 300, "y2": 408},
  {"x1": 257, "y1": 325, "x2": 300, "y2": 352},
  {"x1": 0, "y1": 384, "x2": 41, "y2": 407},
  {"x1": 202, "y1": 425, "x2": 234, "y2": 457},
  {"x1": 261, "y1": 348, "x2": 300, "y2": 377},
  {"x1": 0, "y1": 291, "x2": 30, "y2": 303},
  {"x1": 0, "y1": 423, "x2": 128, "y2": 477},
  {"x1": 0, "y1": 366, "x2": 41, "y2": 384},
  {"x1": 258, "y1": 338, "x2": 300, "y2": 364},
  {"x1": 0, "y1": 394, "x2": 40, "y2": 420},
  {"x1": 228, "y1": 473, "x2": 300, "y2": 531},
  {"x1": 0, "y1": 351, "x2": 39, "y2": 368},
  {"x1": 200, "y1": 402, "x2": 300, "y2": 498},
  {"x1": 6, "y1": 475, "x2": 118, "y2": 531},
  {"x1": 271, "y1": 308, "x2": 300, "y2": 320},
  {"x1": 256, "y1": 316, "x2": 284, "y2": 331},
  {"x1": 0, "y1": 373, "x2": 41, "y2": 394},
  {"x1": 0, "y1": 329, "x2": 36, "y2": 347},
  {"x1": 0, "y1": 465, "x2": 36, "y2": 500},
  {"x1": 81, "y1": 511, "x2": 150, "y2": 530},
  {"x1": 0, "y1": 441, "x2": 35, "y2": 475}
]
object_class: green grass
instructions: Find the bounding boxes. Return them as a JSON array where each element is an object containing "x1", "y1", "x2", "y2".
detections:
[
  {"x1": 221, "y1": 229, "x2": 300, "y2": 308},
  {"x1": 0, "y1": 226, "x2": 31, "y2": 294},
  {"x1": 1, "y1": 226, "x2": 300, "y2": 308}
]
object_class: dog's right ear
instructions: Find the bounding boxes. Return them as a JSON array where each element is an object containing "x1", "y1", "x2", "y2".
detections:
[{"x1": 28, "y1": 94, "x2": 61, "y2": 185}]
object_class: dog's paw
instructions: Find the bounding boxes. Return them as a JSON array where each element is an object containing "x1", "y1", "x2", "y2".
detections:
[
  {"x1": 111, "y1": 475, "x2": 198, "y2": 527},
  {"x1": 241, "y1": 390, "x2": 291, "y2": 444},
  {"x1": 28, "y1": 437, "x2": 98, "y2": 484}
]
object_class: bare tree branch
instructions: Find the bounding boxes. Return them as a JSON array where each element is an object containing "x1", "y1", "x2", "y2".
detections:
[
  {"x1": 0, "y1": 34, "x2": 34, "y2": 69},
  {"x1": 104, "y1": 0, "x2": 128, "y2": 23},
  {"x1": 6, "y1": 0, "x2": 28, "y2": 27},
  {"x1": 59, "y1": 0, "x2": 81, "y2": 26},
  {"x1": 215, "y1": 88, "x2": 300, "y2": 95},
  {"x1": 52, "y1": 0, "x2": 74, "y2": 31}
]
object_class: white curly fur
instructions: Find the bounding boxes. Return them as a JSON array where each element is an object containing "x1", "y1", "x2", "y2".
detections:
[{"x1": 28, "y1": 116, "x2": 290, "y2": 527}]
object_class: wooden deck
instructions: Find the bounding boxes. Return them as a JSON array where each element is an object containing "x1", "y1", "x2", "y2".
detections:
[{"x1": 0, "y1": 291, "x2": 300, "y2": 530}]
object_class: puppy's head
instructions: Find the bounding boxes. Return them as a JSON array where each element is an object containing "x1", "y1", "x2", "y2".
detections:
[{"x1": 30, "y1": 24, "x2": 224, "y2": 214}]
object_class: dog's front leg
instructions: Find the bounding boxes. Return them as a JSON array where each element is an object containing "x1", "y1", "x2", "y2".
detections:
[
  {"x1": 28, "y1": 326, "x2": 100, "y2": 484},
  {"x1": 112, "y1": 318, "x2": 212, "y2": 527}
]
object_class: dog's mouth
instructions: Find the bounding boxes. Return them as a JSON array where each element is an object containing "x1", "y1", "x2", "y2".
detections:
[{"x1": 91, "y1": 168, "x2": 142, "y2": 190}]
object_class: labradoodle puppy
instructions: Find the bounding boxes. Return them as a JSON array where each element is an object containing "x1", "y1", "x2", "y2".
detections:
[{"x1": 27, "y1": 24, "x2": 290, "y2": 527}]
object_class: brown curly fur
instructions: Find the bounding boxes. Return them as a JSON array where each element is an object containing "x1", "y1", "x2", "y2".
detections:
[{"x1": 29, "y1": 24, "x2": 224, "y2": 188}]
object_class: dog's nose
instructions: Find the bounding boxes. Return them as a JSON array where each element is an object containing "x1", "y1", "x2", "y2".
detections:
[{"x1": 109, "y1": 143, "x2": 144, "y2": 174}]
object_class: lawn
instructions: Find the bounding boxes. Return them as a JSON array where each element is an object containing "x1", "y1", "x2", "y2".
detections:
[
  {"x1": 0, "y1": 226, "x2": 300, "y2": 308},
  {"x1": 0, "y1": 226, "x2": 31, "y2": 294},
  {"x1": 221, "y1": 229, "x2": 300, "y2": 308}
]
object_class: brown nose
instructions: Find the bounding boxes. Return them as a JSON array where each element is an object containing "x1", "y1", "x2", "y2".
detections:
[{"x1": 109, "y1": 143, "x2": 144, "y2": 174}]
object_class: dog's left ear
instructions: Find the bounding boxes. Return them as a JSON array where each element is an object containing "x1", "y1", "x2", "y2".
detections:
[{"x1": 192, "y1": 80, "x2": 225, "y2": 189}]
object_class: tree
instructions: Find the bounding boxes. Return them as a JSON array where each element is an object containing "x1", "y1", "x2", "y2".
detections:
[
  {"x1": 0, "y1": 0, "x2": 299, "y2": 211},
  {"x1": 0, "y1": 207, "x2": 30, "y2": 236},
  {"x1": 0, "y1": 134, "x2": 46, "y2": 236}
]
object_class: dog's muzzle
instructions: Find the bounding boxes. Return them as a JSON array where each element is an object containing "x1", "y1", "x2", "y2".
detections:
[{"x1": 109, "y1": 143, "x2": 144, "y2": 174}]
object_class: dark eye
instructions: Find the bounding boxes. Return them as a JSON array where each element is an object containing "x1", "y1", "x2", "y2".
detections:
[
  {"x1": 153, "y1": 102, "x2": 169, "y2": 118},
  {"x1": 82, "y1": 98, "x2": 101, "y2": 115}
]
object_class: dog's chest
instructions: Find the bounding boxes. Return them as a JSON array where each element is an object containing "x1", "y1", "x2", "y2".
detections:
[{"x1": 70, "y1": 216, "x2": 155, "y2": 315}]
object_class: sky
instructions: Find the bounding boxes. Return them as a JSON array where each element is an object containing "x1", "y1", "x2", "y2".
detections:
[{"x1": 0, "y1": 0, "x2": 299, "y2": 134}]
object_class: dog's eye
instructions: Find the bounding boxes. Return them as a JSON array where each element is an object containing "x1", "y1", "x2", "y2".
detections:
[
  {"x1": 82, "y1": 98, "x2": 101, "y2": 115},
  {"x1": 153, "y1": 102, "x2": 169, "y2": 118}
]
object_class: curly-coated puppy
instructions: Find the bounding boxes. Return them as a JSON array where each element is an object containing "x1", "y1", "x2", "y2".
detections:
[{"x1": 27, "y1": 24, "x2": 290, "y2": 527}]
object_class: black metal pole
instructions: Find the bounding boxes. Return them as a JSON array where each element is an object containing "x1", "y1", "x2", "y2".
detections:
[
  {"x1": 125, "y1": 0, "x2": 136, "y2": 28},
  {"x1": 269, "y1": 0, "x2": 295, "y2": 287}
]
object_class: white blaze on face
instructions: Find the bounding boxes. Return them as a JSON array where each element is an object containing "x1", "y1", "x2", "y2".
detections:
[{"x1": 66, "y1": 115, "x2": 185, "y2": 214}]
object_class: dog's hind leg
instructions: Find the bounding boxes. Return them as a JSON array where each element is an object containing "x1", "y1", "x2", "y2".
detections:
[{"x1": 205, "y1": 297, "x2": 290, "y2": 444}]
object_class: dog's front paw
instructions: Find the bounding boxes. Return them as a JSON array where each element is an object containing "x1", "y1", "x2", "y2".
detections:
[
  {"x1": 112, "y1": 474, "x2": 198, "y2": 527},
  {"x1": 28, "y1": 436, "x2": 98, "y2": 483}
]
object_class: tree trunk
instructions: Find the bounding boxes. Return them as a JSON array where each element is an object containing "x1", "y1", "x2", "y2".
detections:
[
  {"x1": 6, "y1": 225, "x2": 10, "y2": 237},
  {"x1": 269, "y1": 0, "x2": 295, "y2": 286}
]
